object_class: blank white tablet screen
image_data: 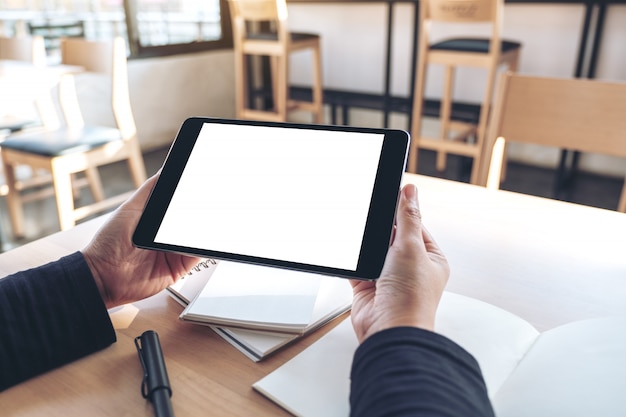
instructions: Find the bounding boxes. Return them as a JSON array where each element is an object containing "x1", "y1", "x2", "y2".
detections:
[{"x1": 154, "y1": 122, "x2": 385, "y2": 271}]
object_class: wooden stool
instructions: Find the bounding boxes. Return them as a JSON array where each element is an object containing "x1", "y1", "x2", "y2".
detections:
[
  {"x1": 229, "y1": 0, "x2": 323, "y2": 123},
  {"x1": 409, "y1": 0, "x2": 521, "y2": 184}
]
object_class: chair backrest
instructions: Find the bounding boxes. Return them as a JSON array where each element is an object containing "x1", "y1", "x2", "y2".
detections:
[
  {"x1": 58, "y1": 37, "x2": 136, "y2": 140},
  {"x1": 229, "y1": 0, "x2": 289, "y2": 48},
  {"x1": 420, "y1": 0, "x2": 503, "y2": 54},
  {"x1": 424, "y1": 0, "x2": 499, "y2": 23},
  {"x1": 61, "y1": 37, "x2": 118, "y2": 74},
  {"x1": 230, "y1": 0, "x2": 287, "y2": 22},
  {"x1": 0, "y1": 35, "x2": 47, "y2": 66},
  {"x1": 484, "y1": 72, "x2": 626, "y2": 211}
]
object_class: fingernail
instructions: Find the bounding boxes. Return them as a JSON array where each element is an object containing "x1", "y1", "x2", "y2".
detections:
[{"x1": 404, "y1": 184, "x2": 417, "y2": 203}]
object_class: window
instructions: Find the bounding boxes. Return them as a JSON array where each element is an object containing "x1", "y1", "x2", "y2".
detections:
[
  {"x1": 126, "y1": 0, "x2": 232, "y2": 56},
  {"x1": 0, "y1": 0, "x2": 232, "y2": 58}
]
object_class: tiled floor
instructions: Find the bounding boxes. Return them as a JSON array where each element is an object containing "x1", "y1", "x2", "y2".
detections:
[{"x1": 0, "y1": 146, "x2": 623, "y2": 253}]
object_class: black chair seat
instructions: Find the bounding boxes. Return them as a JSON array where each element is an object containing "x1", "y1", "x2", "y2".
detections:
[
  {"x1": 0, "y1": 126, "x2": 122, "y2": 157},
  {"x1": 431, "y1": 38, "x2": 521, "y2": 53},
  {"x1": 246, "y1": 31, "x2": 319, "y2": 42},
  {"x1": 0, "y1": 118, "x2": 40, "y2": 133}
]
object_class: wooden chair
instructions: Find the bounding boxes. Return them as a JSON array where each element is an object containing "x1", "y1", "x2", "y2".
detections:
[
  {"x1": 482, "y1": 72, "x2": 626, "y2": 213},
  {"x1": 0, "y1": 35, "x2": 49, "y2": 134},
  {"x1": 0, "y1": 34, "x2": 58, "y2": 203},
  {"x1": 409, "y1": 0, "x2": 521, "y2": 184},
  {"x1": 0, "y1": 37, "x2": 147, "y2": 236},
  {"x1": 229, "y1": 0, "x2": 323, "y2": 123},
  {"x1": 0, "y1": 35, "x2": 47, "y2": 67}
]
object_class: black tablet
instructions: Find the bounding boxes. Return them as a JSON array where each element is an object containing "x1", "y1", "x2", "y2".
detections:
[{"x1": 132, "y1": 117, "x2": 409, "y2": 280}]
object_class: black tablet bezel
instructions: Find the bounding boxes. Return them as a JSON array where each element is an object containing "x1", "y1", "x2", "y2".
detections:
[{"x1": 132, "y1": 117, "x2": 409, "y2": 280}]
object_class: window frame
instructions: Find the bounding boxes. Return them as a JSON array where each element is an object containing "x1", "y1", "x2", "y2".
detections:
[{"x1": 123, "y1": 0, "x2": 233, "y2": 59}]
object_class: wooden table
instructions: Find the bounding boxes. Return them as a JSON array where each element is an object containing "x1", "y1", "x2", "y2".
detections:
[{"x1": 2, "y1": 173, "x2": 626, "y2": 416}]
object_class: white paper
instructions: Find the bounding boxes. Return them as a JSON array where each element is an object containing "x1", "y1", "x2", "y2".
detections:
[
  {"x1": 213, "y1": 326, "x2": 298, "y2": 361},
  {"x1": 434, "y1": 292, "x2": 540, "y2": 397},
  {"x1": 214, "y1": 277, "x2": 353, "y2": 361},
  {"x1": 253, "y1": 292, "x2": 626, "y2": 417},
  {"x1": 253, "y1": 319, "x2": 356, "y2": 417},
  {"x1": 492, "y1": 317, "x2": 626, "y2": 417},
  {"x1": 181, "y1": 261, "x2": 321, "y2": 330}
]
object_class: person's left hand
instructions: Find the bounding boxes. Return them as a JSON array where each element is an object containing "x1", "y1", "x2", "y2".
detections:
[{"x1": 82, "y1": 173, "x2": 201, "y2": 309}]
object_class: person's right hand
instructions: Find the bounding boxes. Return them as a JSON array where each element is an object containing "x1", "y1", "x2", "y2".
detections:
[{"x1": 349, "y1": 183, "x2": 450, "y2": 343}]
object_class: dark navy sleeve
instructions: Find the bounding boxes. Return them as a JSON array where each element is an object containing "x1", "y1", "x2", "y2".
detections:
[
  {"x1": 0, "y1": 252, "x2": 116, "y2": 391},
  {"x1": 350, "y1": 327, "x2": 494, "y2": 417}
]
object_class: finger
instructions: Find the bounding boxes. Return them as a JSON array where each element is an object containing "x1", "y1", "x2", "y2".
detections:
[
  {"x1": 388, "y1": 224, "x2": 397, "y2": 246},
  {"x1": 122, "y1": 172, "x2": 160, "y2": 210},
  {"x1": 349, "y1": 278, "x2": 375, "y2": 292},
  {"x1": 392, "y1": 184, "x2": 423, "y2": 247},
  {"x1": 422, "y1": 225, "x2": 446, "y2": 259}
]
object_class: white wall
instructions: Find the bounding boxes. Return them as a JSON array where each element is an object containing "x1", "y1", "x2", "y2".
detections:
[
  {"x1": 285, "y1": 3, "x2": 626, "y2": 177},
  {"x1": 128, "y1": 49, "x2": 237, "y2": 150},
  {"x1": 79, "y1": 4, "x2": 625, "y2": 176},
  {"x1": 78, "y1": 48, "x2": 236, "y2": 152}
]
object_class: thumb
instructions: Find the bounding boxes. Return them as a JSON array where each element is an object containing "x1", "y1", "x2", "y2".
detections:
[{"x1": 392, "y1": 184, "x2": 423, "y2": 249}]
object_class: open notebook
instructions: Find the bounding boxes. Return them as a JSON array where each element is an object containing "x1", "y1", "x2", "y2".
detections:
[{"x1": 253, "y1": 292, "x2": 626, "y2": 417}]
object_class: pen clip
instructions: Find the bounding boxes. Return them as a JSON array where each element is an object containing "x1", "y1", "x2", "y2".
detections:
[{"x1": 134, "y1": 335, "x2": 150, "y2": 399}]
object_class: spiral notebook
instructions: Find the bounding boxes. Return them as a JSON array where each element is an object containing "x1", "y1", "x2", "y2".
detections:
[{"x1": 169, "y1": 260, "x2": 352, "y2": 361}]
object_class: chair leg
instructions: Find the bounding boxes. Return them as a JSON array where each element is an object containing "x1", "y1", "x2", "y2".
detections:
[
  {"x1": 1, "y1": 157, "x2": 25, "y2": 238},
  {"x1": 85, "y1": 167, "x2": 105, "y2": 202},
  {"x1": 498, "y1": 140, "x2": 509, "y2": 183},
  {"x1": 469, "y1": 151, "x2": 481, "y2": 185},
  {"x1": 485, "y1": 137, "x2": 506, "y2": 190},
  {"x1": 50, "y1": 161, "x2": 76, "y2": 231},
  {"x1": 274, "y1": 55, "x2": 288, "y2": 121},
  {"x1": 409, "y1": 53, "x2": 428, "y2": 174},
  {"x1": 437, "y1": 65, "x2": 455, "y2": 172},
  {"x1": 128, "y1": 142, "x2": 148, "y2": 187},
  {"x1": 496, "y1": 53, "x2": 520, "y2": 183},
  {"x1": 268, "y1": 56, "x2": 276, "y2": 112},
  {"x1": 619, "y1": 180, "x2": 626, "y2": 213},
  {"x1": 477, "y1": 65, "x2": 497, "y2": 153},
  {"x1": 234, "y1": 50, "x2": 246, "y2": 118},
  {"x1": 312, "y1": 43, "x2": 324, "y2": 124},
  {"x1": 462, "y1": 59, "x2": 499, "y2": 186}
]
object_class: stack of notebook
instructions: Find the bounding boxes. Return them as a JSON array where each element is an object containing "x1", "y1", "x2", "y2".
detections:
[{"x1": 168, "y1": 259, "x2": 352, "y2": 361}]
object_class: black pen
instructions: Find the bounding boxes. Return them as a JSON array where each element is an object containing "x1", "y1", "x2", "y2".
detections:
[{"x1": 135, "y1": 330, "x2": 175, "y2": 417}]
